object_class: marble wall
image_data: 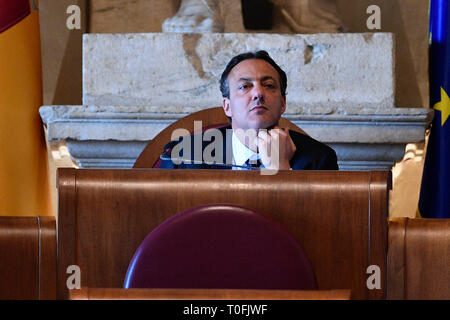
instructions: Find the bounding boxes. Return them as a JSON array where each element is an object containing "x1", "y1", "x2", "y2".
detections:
[
  {"x1": 39, "y1": 0, "x2": 87, "y2": 105},
  {"x1": 88, "y1": 0, "x2": 429, "y2": 109},
  {"x1": 336, "y1": 0, "x2": 429, "y2": 109},
  {"x1": 83, "y1": 33, "x2": 395, "y2": 109}
]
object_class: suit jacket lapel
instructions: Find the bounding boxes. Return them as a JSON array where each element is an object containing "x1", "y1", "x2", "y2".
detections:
[{"x1": 225, "y1": 126, "x2": 233, "y2": 168}]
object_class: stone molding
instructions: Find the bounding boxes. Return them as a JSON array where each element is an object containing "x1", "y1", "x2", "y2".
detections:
[
  {"x1": 40, "y1": 105, "x2": 433, "y2": 170},
  {"x1": 39, "y1": 32, "x2": 432, "y2": 171}
]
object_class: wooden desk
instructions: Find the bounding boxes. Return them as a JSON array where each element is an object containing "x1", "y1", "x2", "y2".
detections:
[
  {"x1": 388, "y1": 217, "x2": 450, "y2": 299},
  {"x1": 57, "y1": 169, "x2": 390, "y2": 300},
  {"x1": 0, "y1": 216, "x2": 56, "y2": 299},
  {"x1": 70, "y1": 288, "x2": 352, "y2": 300}
]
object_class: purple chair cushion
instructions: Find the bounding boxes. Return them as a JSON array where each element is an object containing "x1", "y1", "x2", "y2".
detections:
[{"x1": 124, "y1": 204, "x2": 317, "y2": 290}]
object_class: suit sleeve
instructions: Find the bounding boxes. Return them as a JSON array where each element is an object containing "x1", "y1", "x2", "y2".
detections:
[
  {"x1": 317, "y1": 148, "x2": 339, "y2": 170},
  {"x1": 158, "y1": 140, "x2": 178, "y2": 169}
]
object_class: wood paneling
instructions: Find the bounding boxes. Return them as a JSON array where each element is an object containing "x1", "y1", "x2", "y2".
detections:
[
  {"x1": 70, "y1": 287, "x2": 352, "y2": 300},
  {"x1": 57, "y1": 168, "x2": 390, "y2": 299},
  {"x1": 387, "y1": 217, "x2": 406, "y2": 299},
  {"x1": 39, "y1": 216, "x2": 57, "y2": 299},
  {"x1": 0, "y1": 216, "x2": 56, "y2": 299},
  {"x1": 388, "y1": 217, "x2": 450, "y2": 299},
  {"x1": 0, "y1": 217, "x2": 38, "y2": 299},
  {"x1": 368, "y1": 171, "x2": 390, "y2": 299}
]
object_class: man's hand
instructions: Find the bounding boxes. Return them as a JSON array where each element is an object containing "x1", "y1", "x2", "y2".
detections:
[{"x1": 255, "y1": 126, "x2": 296, "y2": 170}]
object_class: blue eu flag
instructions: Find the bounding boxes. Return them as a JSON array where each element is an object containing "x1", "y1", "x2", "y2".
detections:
[{"x1": 419, "y1": 0, "x2": 450, "y2": 218}]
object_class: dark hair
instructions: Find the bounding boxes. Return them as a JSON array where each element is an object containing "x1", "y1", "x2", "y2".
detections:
[{"x1": 220, "y1": 50, "x2": 287, "y2": 98}]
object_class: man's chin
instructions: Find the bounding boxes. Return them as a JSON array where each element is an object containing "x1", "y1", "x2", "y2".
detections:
[
  {"x1": 233, "y1": 119, "x2": 278, "y2": 132},
  {"x1": 252, "y1": 121, "x2": 277, "y2": 131}
]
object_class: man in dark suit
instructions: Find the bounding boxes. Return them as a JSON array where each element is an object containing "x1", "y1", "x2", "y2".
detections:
[{"x1": 160, "y1": 50, "x2": 338, "y2": 171}]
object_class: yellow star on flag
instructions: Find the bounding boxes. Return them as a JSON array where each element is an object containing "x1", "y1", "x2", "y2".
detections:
[{"x1": 434, "y1": 87, "x2": 450, "y2": 126}]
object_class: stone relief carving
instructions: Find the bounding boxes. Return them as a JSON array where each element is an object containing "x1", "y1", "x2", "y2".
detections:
[
  {"x1": 162, "y1": 0, "x2": 223, "y2": 33},
  {"x1": 162, "y1": 0, "x2": 245, "y2": 33},
  {"x1": 162, "y1": 0, "x2": 346, "y2": 33},
  {"x1": 270, "y1": 0, "x2": 347, "y2": 33}
]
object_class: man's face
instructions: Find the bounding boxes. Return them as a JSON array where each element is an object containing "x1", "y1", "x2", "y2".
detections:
[{"x1": 222, "y1": 58, "x2": 286, "y2": 131}]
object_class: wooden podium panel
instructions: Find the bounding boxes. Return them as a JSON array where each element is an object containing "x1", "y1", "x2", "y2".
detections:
[
  {"x1": 0, "y1": 216, "x2": 56, "y2": 299},
  {"x1": 388, "y1": 218, "x2": 450, "y2": 300},
  {"x1": 57, "y1": 169, "x2": 390, "y2": 300},
  {"x1": 70, "y1": 288, "x2": 352, "y2": 300}
]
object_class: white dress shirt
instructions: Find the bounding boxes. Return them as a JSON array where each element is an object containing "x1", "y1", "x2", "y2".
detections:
[
  {"x1": 231, "y1": 132, "x2": 261, "y2": 170},
  {"x1": 231, "y1": 131, "x2": 292, "y2": 171}
]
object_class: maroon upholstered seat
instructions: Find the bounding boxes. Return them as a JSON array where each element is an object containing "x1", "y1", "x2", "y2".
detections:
[{"x1": 124, "y1": 204, "x2": 317, "y2": 290}]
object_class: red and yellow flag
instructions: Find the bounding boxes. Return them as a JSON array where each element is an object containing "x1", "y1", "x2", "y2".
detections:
[{"x1": 0, "y1": 0, "x2": 51, "y2": 216}]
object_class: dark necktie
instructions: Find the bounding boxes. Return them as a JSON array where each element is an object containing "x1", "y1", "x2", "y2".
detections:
[{"x1": 245, "y1": 158, "x2": 262, "y2": 169}]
